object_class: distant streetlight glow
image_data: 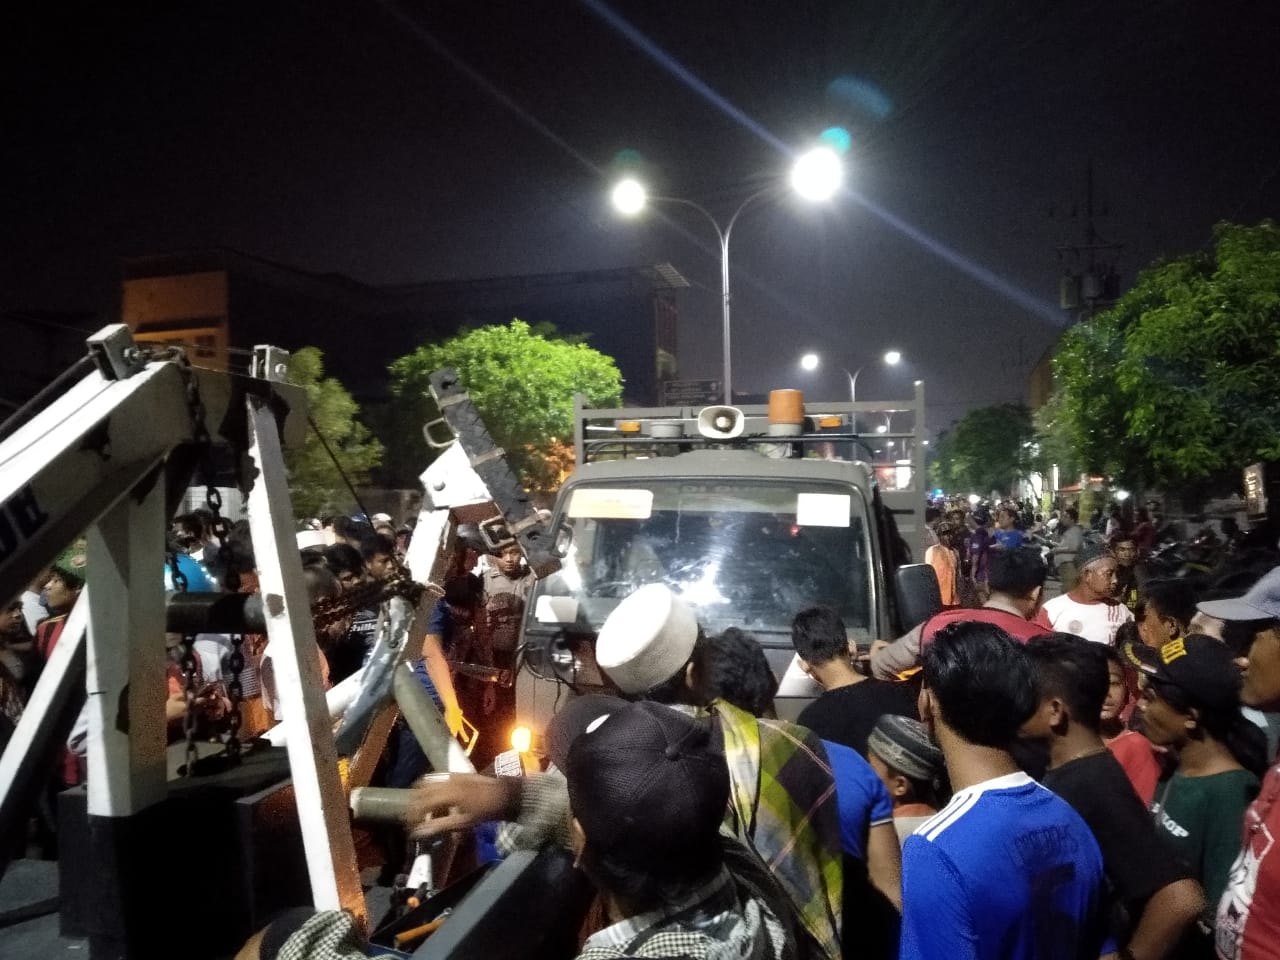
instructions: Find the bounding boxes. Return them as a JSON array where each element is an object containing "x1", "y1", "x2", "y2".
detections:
[
  {"x1": 610, "y1": 178, "x2": 647, "y2": 216},
  {"x1": 798, "y1": 350, "x2": 906, "y2": 435},
  {"x1": 876, "y1": 424, "x2": 888, "y2": 434},
  {"x1": 790, "y1": 146, "x2": 844, "y2": 202}
]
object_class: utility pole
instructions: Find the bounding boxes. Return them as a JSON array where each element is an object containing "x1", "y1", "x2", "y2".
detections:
[{"x1": 1054, "y1": 159, "x2": 1126, "y2": 319}]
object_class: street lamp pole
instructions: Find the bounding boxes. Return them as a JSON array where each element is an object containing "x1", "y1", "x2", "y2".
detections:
[
  {"x1": 846, "y1": 367, "x2": 864, "y2": 405},
  {"x1": 800, "y1": 349, "x2": 901, "y2": 431},
  {"x1": 641, "y1": 186, "x2": 777, "y2": 405},
  {"x1": 612, "y1": 145, "x2": 844, "y2": 407}
]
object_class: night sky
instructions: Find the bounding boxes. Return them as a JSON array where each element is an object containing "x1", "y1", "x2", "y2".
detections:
[{"x1": 4, "y1": 1, "x2": 1278, "y2": 433}]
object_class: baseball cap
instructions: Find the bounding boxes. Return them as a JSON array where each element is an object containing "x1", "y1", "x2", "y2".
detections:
[
  {"x1": 595, "y1": 584, "x2": 699, "y2": 694},
  {"x1": 1196, "y1": 566, "x2": 1280, "y2": 623},
  {"x1": 566, "y1": 700, "x2": 727, "y2": 878},
  {"x1": 1124, "y1": 634, "x2": 1242, "y2": 713},
  {"x1": 867, "y1": 715, "x2": 944, "y2": 784},
  {"x1": 545, "y1": 694, "x2": 628, "y2": 771}
]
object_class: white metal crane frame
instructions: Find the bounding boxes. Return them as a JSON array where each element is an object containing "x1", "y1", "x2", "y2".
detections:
[{"x1": 0, "y1": 326, "x2": 363, "y2": 922}]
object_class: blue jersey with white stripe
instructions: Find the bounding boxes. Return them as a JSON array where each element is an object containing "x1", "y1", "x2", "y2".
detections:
[{"x1": 900, "y1": 771, "x2": 1108, "y2": 960}]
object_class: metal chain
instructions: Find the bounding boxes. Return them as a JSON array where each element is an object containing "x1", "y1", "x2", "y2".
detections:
[
  {"x1": 171, "y1": 351, "x2": 248, "y2": 767},
  {"x1": 169, "y1": 540, "x2": 200, "y2": 776},
  {"x1": 179, "y1": 633, "x2": 200, "y2": 776},
  {"x1": 224, "y1": 634, "x2": 245, "y2": 759}
]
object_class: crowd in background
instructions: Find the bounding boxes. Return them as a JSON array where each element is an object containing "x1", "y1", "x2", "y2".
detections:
[
  {"x1": 10, "y1": 496, "x2": 1280, "y2": 960},
  {"x1": 306, "y1": 508, "x2": 1280, "y2": 960},
  {"x1": 0, "y1": 507, "x2": 534, "y2": 876}
]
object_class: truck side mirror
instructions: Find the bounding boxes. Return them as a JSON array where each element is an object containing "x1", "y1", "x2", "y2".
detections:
[
  {"x1": 894, "y1": 563, "x2": 943, "y2": 632},
  {"x1": 552, "y1": 521, "x2": 574, "y2": 558}
]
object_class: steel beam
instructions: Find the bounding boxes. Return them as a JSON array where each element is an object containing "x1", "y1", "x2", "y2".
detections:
[
  {"x1": 85, "y1": 480, "x2": 167, "y2": 816},
  {"x1": 244, "y1": 393, "x2": 364, "y2": 921}
]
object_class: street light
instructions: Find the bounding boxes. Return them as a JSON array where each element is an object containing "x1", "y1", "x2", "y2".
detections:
[
  {"x1": 790, "y1": 147, "x2": 844, "y2": 202},
  {"x1": 798, "y1": 349, "x2": 903, "y2": 412},
  {"x1": 610, "y1": 178, "x2": 647, "y2": 216},
  {"x1": 611, "y1": 145, "x2": 844, "y2": 404}
]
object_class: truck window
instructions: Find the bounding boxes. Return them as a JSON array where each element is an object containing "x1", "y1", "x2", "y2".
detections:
[{"x1": 534, "y1": 478, "x2": 874, "y2": 645}]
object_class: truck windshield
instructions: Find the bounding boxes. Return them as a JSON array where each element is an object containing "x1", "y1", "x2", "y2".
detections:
[{"x1": 534, "y1": 478, "x2": 874, "y2": 642}]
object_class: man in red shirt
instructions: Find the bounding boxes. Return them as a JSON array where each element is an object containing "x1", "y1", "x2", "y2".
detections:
[
  {"x1": 871, "y1": 548, "x2": 1052, "y2": 680},
  {"x1": 1200, "y1": 566, "x2": 1280, "y2": 959}
]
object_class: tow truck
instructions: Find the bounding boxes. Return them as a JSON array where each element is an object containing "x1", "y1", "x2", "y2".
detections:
[
  {"x1": 0, "y1": 342, "x2": 938, "y2": 958},
  {"x1": 516, "y1": 383, "x2": 940, "y2": 732}
]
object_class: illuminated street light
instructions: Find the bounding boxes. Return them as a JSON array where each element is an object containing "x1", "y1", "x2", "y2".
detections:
[
  {"x1": 610, "y1": 178, "x2": 647, "y2": 216},
  {"x1": 789, "y1": 146, "x2": 844, "y2": 202},
  {"x1": 876, "y1": 424, "x2": 888, "y2": 434},
  {"x1": 798, "y1": 350, "x2": 905, "y2": 436},
  {"x1": 610, "y1": 145, "x2": 845, "y2": 404}
]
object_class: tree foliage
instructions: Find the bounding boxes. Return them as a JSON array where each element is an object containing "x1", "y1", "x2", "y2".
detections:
[
  {"x1": 1031, "y1": 390, "x2": 1084, "y2": 487},
  {"x1": 385, "y1": 320, "x2": 623, "y2": 492},
  {"x1": 1052, "y1": 221, "x2": 1280, "y2": 491},
  {"x1": 932, "y1": 402, "x2": 1039, "y2": 496},
  {"x1": 285, "y1": 347, "x2": 384, "y2": 518}
]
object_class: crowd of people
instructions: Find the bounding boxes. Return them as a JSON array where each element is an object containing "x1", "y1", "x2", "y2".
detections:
[
  {"x1": 10, "y1": 496, "x2": 1280, "y2": 960},
  {"x1": 244, "y1": 520, "x2": 1280, "y2": 959},
  {"x1": 0, "y1": 507, "x2": 536, "y2": 866}
]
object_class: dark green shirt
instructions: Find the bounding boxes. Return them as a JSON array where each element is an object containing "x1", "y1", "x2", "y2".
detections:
[{"x1": 1151, "y1": 768, "x2": 1259, "y2": 910}]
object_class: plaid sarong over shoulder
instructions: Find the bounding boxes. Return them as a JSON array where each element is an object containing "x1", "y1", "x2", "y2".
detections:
[{"x1": 713, "y1": 700, "x2": 843, "y2": 960}]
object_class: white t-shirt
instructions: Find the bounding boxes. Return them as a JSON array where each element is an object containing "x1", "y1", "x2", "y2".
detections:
[{"x1": 1041, "y1": 593, "x2": 1134, "y2": 645}]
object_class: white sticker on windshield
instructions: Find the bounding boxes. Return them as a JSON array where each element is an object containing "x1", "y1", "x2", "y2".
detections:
[
  {"x1": 795, "y1": 492, "x2": 851, "y2": 527},
  {"x1": 535, "y1": 595, "x2": 579, "y2": 624},
  {"x1": 567, "y1": 488, "x2": 654, "y2": 519}
]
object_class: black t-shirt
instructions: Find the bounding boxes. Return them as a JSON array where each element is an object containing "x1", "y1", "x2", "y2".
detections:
[
  {"x1": 327, "y1": 606, "x2": 379, "y2": 684},
  {"x1": 796, "y1": 680, "x2": 919, "y2": 756},
  {"x1": 1043, "y1": 750, "x2": 1193, "y2": 936}
]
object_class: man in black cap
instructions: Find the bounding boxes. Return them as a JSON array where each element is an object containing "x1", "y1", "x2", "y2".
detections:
[
  {"x1": 406, "y1": 585, "x2": 844, "y2": 960},
  {"x1": 1124, "y1": 632, "x2": 1264, "y2": 943},
  {"x1": 566, "y1": 700, "x2": 786, "y2": 960},
  {"x1": 1196, "y1": 567, "x2": 1280, "y2": 959}
]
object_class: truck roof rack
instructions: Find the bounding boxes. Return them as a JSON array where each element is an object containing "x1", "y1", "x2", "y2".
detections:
[{"x1": 572, "y1": 383, "x2": 926, "y2": 475}]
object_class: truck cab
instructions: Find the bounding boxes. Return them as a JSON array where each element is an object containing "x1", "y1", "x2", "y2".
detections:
[{"x1": 517, "y1": 384, "x2": 934, "y2": 729}]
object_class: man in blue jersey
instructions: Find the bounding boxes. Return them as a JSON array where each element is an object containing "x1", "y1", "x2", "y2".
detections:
[{"x1": 902, "y1": 621, "x2": 1111, "y2": 960}]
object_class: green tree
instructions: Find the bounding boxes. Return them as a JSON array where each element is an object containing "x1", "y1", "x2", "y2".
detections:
[
  {"x1": 1052, "y1": 221, "x2": 1280, "y2": 493},
  {"x1": 385, "y1": 320, "x2": 623, "y2": 491},
  {"x1": 1032, "y1": 390, "x2": 1084, "y2": 487},
  {"x1": 285, "y1": 347, "x2": 384, "y2": 518},
  {"x1": 932, "y1": 402, "x2": 1039, "y2": 496}
]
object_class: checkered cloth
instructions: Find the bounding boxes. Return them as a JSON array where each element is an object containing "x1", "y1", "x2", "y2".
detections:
[
  {"x1": 577, "y1": 868, "x2": 786, "y2": 960},
  {"x1": 496, "y1": 702, "x2": 843, "y2": 960},
  {"x1": 713, "y1": 700, "x2": 843, "y2": 960},
  {"x1": 268, "y1": 911, "x2": 365, "y2": 960}
]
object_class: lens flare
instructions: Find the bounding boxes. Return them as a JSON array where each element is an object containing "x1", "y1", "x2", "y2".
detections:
[{"x1": 818, "y1": 126, "x2": 852, "y2": 154}]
